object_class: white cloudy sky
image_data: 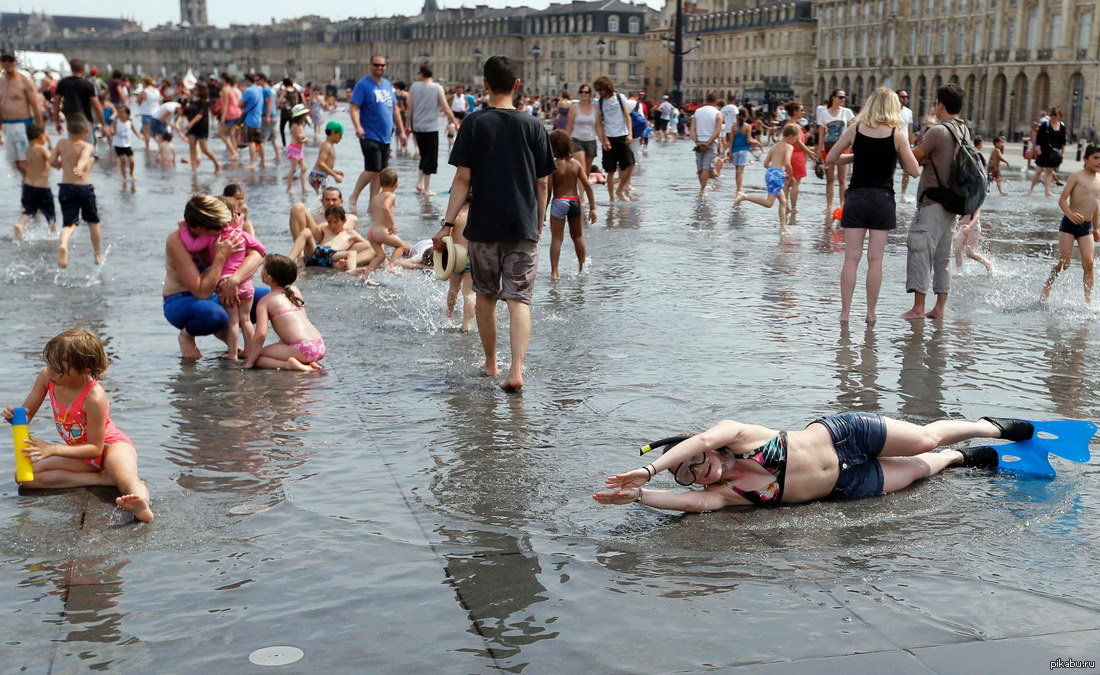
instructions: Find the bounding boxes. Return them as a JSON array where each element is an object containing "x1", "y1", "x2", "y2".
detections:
[{"x1": 19, "y1": 0, "x2": 661, "y2": 27}]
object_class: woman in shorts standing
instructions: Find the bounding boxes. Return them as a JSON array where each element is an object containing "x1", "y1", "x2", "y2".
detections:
[
  {"x1": 566, "y1": 83, "x2": 599, "y2": 203},
  {"x1": 183, "y1": 83, "x2": 221, "y2": 173},
  {"x1": 136, "y1": 77, "x2": 162, "y2": 152},
  {"x1": 826, "y1": 88, "x2": 920, "y2": 324},
  {"x1": 728, "y1": 110, "x2": 754, "y2": 193},
  {"x1": 816, "y1": 89, "x2": 854, "y2": 217}
]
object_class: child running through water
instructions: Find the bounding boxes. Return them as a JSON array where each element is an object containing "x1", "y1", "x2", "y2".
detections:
[
  {"x1": 358, "y1": 168, "x2": 408, "y2": 277},
  {"x1": 285, "y1": 105, "x2": 311, "y2": 193},
  {"x1": 3, "y1": 328, "x2": 153, "y2": 522},
  {"x1": 244, "y1": 254, "x2": 326, "y2": 371},
  {"x1": 954, "y1": 210, "x2": 994, "y2": 274},
  {"x1": 1041, "y1": 144, "x2": 1100, "y2": 304},
  {"x1": 548, "y1": 129, "x2": 596, "y2": 280},
  {"x1": 178, "y1": 197, "x2": 266, "y2": 359},
  {"x1": 309, "y1": 120, "x2": 345, "y2": 193},
  {"x1": 52, "y1": 114, "x2": 101, "y2": 268},
  {"x1": 734, "y1": 123, "x2": 798, "y2": 231},
  {"x1": 111, "y1": 106, "x2": 144, "y2": 183},
  {"x1": 13, "y1": 124, "x2": 56, "y2": 239},
  {"x1": 987, "y1": 136, "x2": 1011, "y2": 196}
]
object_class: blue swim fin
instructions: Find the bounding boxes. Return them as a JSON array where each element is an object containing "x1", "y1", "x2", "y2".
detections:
[{"x1": 991, "y1": 420, "x2": 1096, "y2": 478}]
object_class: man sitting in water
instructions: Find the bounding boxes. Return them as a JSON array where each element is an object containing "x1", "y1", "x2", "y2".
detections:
[
  {"x1": 594, "y1": 413, "x2": 1032, "y2": 511},
  {"x1": 287, "y1": 186, "x2": 372, "y2": 268}
]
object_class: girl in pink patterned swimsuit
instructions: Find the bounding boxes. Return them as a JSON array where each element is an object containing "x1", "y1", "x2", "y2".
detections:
[
  {"x1": 244, "y1": 254, "x2": 326, "y2": 371},
  {"x1": 178, "y1": 198, "x2": 266, "y2": 360},
  {"x1": 285, "y1": 106, "x2": 310, "y2": 194}
]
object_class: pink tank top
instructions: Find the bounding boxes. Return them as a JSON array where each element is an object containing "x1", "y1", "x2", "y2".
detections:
[{"x1": 49, "y1": 379, "x2": 132, "y2": 461}]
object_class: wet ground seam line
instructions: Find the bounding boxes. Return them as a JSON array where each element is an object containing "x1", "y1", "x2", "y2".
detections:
[{"x1": 358, "y1": 412, "x2": 508, "y2": 669}]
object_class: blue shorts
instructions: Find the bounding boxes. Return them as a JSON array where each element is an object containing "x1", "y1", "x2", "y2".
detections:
[
  {"x1": 1059, "y1": 216, "x2": 1092, "y2": 238},
  {"x1": 150, "y1": 118, "x2": 168, "y2": 136},
  {"x1": 765, "y1": 167, "x2": 786, "y2": 196},
  {"x1": 306, "y1": 245, "x2": 335, "y2": 267},
  {"x1": 732, "y1": 149, "x2": 750, "y2": 166},
  {"x1": 811, "y1": 412, "x2": 887, "y2": 499},
  {"x1": 141, "y1": 114, "x2": 156, "y2": 129},
  {"x1": 163, "y1": 288, "x2": 270, "y2": 336}
]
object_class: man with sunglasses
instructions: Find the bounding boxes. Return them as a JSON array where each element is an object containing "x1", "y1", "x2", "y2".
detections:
[
  {"x1": 348, "y1": 54, "x2": 407, "y2": 212},
  {"x1": 897, "y1": 90, "x2": 916, "y2": 202},
  {"x1": 0, "y1": 51, "x2": 45, "y2": 177}
]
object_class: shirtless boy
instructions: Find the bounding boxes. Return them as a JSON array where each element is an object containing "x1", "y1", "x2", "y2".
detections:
[
  {"x1": 51, "y1": 114, "x2": 101, "y2": 268},
  {"x1": 1040, "y1": 144, "x2": 1100, "y2": 304},
  {"x1": 734, "y1": 123, "x2": 798, "y2": 231},
  {"x1": 987, "y1": 137, "x2": 1011, "y2": 196},
  {"x1": 289, "y1": 205, "x2": 369, "y2": 274},
  {"x1": 357, "y1": 168, "x2": 408, "y2": 277},
  {"x1": 548, "y1": 129, "x2": 596, "y2": 280},
  {"x1": 309, "y1": 121, "x2": 345, "y2": 193},
  {"x1": 13, "y1": 124, "x2": 55, "y2": 239},
  {"x1": 0, "y1": 51, "x2": 46, "y2": 177}
]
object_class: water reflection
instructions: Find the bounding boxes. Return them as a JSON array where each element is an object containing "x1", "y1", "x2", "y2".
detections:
[
  {"x1": 834, "y1": 324, "x2": 881, "y2": 411},
  {"x1": 896, "y1": 321, "x2": 948, "y2": 421},
  {"x1": 1042, "y1": 323, "x2": 1091, "y2": 418}
]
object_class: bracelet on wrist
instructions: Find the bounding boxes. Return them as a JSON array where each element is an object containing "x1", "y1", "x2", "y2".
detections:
[{"x1": 634, "y1": 489, "x2": 643, "y2": 504}]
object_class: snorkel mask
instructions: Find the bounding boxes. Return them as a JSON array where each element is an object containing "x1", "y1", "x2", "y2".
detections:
[{"x1": 639, "y1": 435, "x2": 705, "y2": 487}]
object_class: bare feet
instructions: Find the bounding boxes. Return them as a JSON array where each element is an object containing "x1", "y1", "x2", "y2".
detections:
[
  {"x1": 900, "y1": 308, "x2": 927, "y2": 320},
  {"x1": 734, "y1": 191, "x2": 746, "y2": 206},
  {"x1": 839, "y1": 311, "x2": 850, "y2": 323},
  {"x1": 865, "y1": 313, "x2": 877, "y2": 324},
  {"x1": 117, "y1": 494, "x2": 153, "y2": 523},
  {"x1": 94, "y1": 251, "x2": 102, "y2": 265},
  {"x1": 284, "y1": 357, "x2": 313, "y2": 372},
  {"x1": 482, "y1": 361, "x2": 499, "y2": 377},
  {"x1": 57, "y1": 245, "x2": 69, "y2": 268},
  {"x1": 220, "y1": 352, "x2": 241, "y2": 361},
  {"x1": 178, "y1": 331, "x2": 203, "y2": 359},
  {"x1": 550, "y1": 270, "x2": 559, "y2": 281},
  {"x1": 925, "y1": 308, "x2": 945, "y2": 319}
]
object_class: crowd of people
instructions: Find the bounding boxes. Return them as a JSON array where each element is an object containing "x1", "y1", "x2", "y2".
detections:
[{"x1": 1, "y1": 47, "x2": 1095, "y2": 519}]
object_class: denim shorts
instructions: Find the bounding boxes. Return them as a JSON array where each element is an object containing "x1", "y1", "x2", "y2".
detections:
[
  {"x1": 841, "y1": 188, "x2": 897, "y2": 230},
  {"x1": 732, "y1": 150, "x2": 750, "y2": 166},
  {"x1": 811, "y1": 412, "x2": 887, "y2": 499}
]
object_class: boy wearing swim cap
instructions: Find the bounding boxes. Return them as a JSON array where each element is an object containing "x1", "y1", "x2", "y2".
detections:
[{"x1": 309, "y1": 120, "x2": 345, "y2": 194}]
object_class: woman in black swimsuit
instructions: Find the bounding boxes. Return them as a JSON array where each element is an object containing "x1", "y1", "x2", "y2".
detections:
[{"x1": 593, "y1": 414, "x2": 1033, "y2": 511}]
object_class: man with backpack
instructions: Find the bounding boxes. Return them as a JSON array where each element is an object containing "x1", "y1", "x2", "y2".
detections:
[
  {"x1": 593, "y1": 76, "x2": 634, "y2": 202},
  {"x1": 902, "y1": 83, "x2": 985, "y2": 320}
]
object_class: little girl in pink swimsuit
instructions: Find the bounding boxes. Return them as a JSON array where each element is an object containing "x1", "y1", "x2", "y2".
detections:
[
  {"x1": 178, "y1": 200, "x2": 266, "y2": 360},
  {"x1": 285, "y1": 105, "x2": 310, "y2": 194},
  {"x1": 243, "y1": 254, "x2": 326, "y2": 371}
]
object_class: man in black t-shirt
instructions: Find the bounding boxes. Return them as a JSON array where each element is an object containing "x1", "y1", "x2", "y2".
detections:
[
  {"x1": 433, "y1": 55, "x2": 555, "y2": 392},
  {"x1": 53, "y1": 59, "x2": 103, "y2": 137}
]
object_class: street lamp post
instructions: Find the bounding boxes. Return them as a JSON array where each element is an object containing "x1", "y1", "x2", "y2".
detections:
[
  {"x1": 660, "y1": 2, "x2": 702, "y2": 110},
  {"x1": 530, "y1": 44, "x2": 541, "y2": 96},
  {"x1": 596, "y1": 37, "x2": 606, "y2": 72}
]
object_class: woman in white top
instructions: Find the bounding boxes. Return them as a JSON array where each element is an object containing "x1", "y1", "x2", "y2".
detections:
[
  {"x1": 136, "y1": 77, "x2": 163, "y2": 152},
  {"x1": 450, "y1": 89, "x2": 469, "y2": 119},
  {"x1": 816, "y1": 89, "x2": 854, "y2": 217},
  {"x1": 566, "y1": 83, "x2": 599, "y2": 182}
]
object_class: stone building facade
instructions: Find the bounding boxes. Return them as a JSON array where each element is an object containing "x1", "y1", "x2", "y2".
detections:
[
  {"x1": 681, "y1": 0, "x2": 816, "y2": 105},
  {"x1": 22, "y1": 1, "x2": 650, "y2": 96},
  {"x1": 815, "y1": 0, "x2": 1100, "y2": 139}
]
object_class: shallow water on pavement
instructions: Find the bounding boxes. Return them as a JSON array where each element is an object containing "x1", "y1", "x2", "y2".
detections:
[{"x1": 1, "y1": 115, "x2": 1099, "y2": 671}]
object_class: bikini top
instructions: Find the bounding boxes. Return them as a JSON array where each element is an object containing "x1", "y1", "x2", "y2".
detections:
[
  {"x1": 270, "y1": 306, "x2": 303, "y2": 319},
  {"x1": 723, "y1": 431, "x2": 788, "y2": 506}
]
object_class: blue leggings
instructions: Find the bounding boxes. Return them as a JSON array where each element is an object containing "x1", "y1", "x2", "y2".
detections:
[{"x1": 163, "y1": 288, "x2": 269, "y2": 336}]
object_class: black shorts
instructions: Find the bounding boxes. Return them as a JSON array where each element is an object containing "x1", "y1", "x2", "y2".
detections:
[
  {"x1": 655, "y1": 119, "x2": 669, "y2": 131},
  {"x1": 245, "y1": 126, "x2": 263, "y2": 144},
  {"x1": 602, "y1": 135, "x2": 635, "y2": 172},
  {"x1": 21, "y1": 184, "x2": 56, "y2": 223},
  {"x1": 58, "y1": 183, "x2": 99, "y2": 226},
  {"x1": 360, "y1": 137, "x2": 391, "y2": 173},
  {"x1": 113, "y1": 146, "x2": 134, "y2": 157},
  {"x1": 1059, "y1": 216, "x2": 1092, "y2": 238},
  {"x1": 840, "y1": 188, "x2": 897, "y2": 230},
  {"x1": 414, "y1": 130, "x2": 438, "y2": 175},
  {"x1": 454, "y1": 111, "x2": 466, "y2": 121}
]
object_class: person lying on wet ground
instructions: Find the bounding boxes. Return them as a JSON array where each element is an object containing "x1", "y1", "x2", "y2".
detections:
[{"x1": 593, "y1": 413, "x2": 1033, "y2": 511}]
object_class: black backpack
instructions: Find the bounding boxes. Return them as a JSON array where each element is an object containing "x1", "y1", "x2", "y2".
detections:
[{"x1": 922, "y1": 119, "x2": 987, "y2": 215}]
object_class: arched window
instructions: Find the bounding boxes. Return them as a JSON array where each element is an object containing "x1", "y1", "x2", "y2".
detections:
[
  {"x1": 608, "y1": 15, "x2": 620, "y2": 32},
  {"x1": 628, "y1": 16, "x2": 640, "y2": 33}
]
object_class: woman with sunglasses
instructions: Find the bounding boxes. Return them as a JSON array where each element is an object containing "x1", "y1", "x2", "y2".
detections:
[
  {"x1": 592, "y1": 413, "x2": 1032, "y2": 511},
  {"x1": 816, "y1": 89, "x2": 854, "y2": 218},
  {"x1": 566, "y1": 84, "x2": 599, "y2": 201}
]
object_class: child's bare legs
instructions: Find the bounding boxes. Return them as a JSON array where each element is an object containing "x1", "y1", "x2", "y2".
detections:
[
  {"x1": 236, "y1": 301, "x2": 254, "y2": 358},
  {"x1": 298, "y1": 161, "x2": 309, "y2": 193},
  {"x1": 734, "y1": 192, "x2": 777, "y2": 209},
  {"x1": 253, "y1": 342, "x2": 314, "y2": 371},
  {"x1": 354, "y1": 242, "x2": 387, "y2": 277},
  {"x1": 777, "y1": 191, "x2": 788, "y2": 231},
  {"x1": 446, "y1": 273, "x2": 475, "y2": 331},
  {"x1": 996, "y1": 176, "x2": 1007, "y2": 196},
  {"x1": 568, "y1": 214, "x2": 587, "y2": 273},
  {"x1": 824, "y1": 164, "x2": 836, "y2": 215},
  {"x1": 956, "y1": 230, "x2": 994, "y2": 274},
  {"x1": 87, "y1": 222, "x2": 102, "y2": 265},
  {"x1": 1041, "y1": 232, "x2": 1077, "y2": 301},
  {"x1": 286, "y1": 163, "x2": 298, "y2": 193},
  {"x1": 288, "y1": 229, "x2": 316, "y2": 262},
  {"x1": 223, "y1": 314, "x2": 241, "y2": 360},
  {"x1": 839, "y1": 226, "x2": 865, "y2": 323},
  {"x1": 13, "y1": 213, "x2": 31, "y2": 240},
  {"x1": 549, "y1": 216, "x2": 566, "y2": 280},
  {"x1": 18, "y1": 455, "x2": 113, "y2": 489},
  {"x1": 333, "y1": 249, "x2": 360, "y2": 273},
  {"x1": 57, "y1": 224, "x2": 75, "y2": 268},
  {"x1": 102, "y1": 443, "x2": 153, "y2": 522},
  {"x1": 1080, "y1": 234, "x2": 1095, "y2": 304}
]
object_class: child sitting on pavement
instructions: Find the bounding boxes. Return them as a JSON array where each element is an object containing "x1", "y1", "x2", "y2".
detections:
[
  {"x1": 288, "y1": 204, "x2": 368, "y2": 274},
  {"x1": 244, "y1": 254, "x2": 326, "y2": 371}
]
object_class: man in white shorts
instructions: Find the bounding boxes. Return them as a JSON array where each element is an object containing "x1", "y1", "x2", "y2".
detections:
[{"x1": 0, "y1": 51, "x2": 45, "y2": 177}]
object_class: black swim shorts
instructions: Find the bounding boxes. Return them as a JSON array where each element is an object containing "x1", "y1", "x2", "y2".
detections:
[{"x1": 58, "y1": 183, "x2": 99, "y2": 226}]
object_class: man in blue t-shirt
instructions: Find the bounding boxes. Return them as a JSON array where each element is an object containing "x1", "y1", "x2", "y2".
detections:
[
  {"x1": 348, "y1": 54, "x2": 406, "y2": 211},
  {"x1": 431, "y1": 55, "x2": 555, "y2": 393},
  {"x1": 257, "y1": 73, "x2": 280, "y2": 161},
  {"x1": 240, "y1": 73, "x2": 266, "y2": 168}
]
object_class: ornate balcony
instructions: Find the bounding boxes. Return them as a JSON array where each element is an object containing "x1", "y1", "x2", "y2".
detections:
[
  {"x1": 994, "y1": 48, "x2": 1009, "y2": 61},
  {"x1": 933, "y1": 54, "x2": 944, "y2": 65},
  {"x1": 1037, "y1": 48, "x2": 1053, "y2": 60},
  {"x1": 855, "y1": 57, "x2": 865, "y2": 67},
  {"x1": 1015, "y1": 48, "x2": 1030, "y2": 61},
  {"x1": 881, "y1": 57, "x2": 893, "y2": 67},
  {"x1": 830, "y1": 58, "x2": 839, "y2": 68}
]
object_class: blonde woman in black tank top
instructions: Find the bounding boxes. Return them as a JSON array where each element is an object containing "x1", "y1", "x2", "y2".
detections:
[{"x1": 825, "y1": 88, "x2": 921, "y2": 324}]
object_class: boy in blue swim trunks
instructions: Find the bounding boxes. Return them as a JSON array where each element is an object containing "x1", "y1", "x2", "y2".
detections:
[
  {"x1": 734, "y1": 124, "x2": 798, "y2": 232},
  {"x1": 13, "y1": 124, "x2": 56, "y2": 239},
  {"x1": 309, "y1": 121, "x2": 345, "y2": 193},
  {"x1": 1041, "y1": 144, "x2": 1100, "y2": 304},
  {"x1": 288, "y1": 205, "x2": 369, "y2": 274}
]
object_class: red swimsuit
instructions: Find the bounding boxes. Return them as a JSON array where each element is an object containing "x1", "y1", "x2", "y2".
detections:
[{"x1": 48, "y1": 379, "x2": 132, "y2": 470}]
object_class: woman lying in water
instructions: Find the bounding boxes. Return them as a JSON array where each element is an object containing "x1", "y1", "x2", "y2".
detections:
[{"x1": 593, "y1": 413, "x2": 1034, "y2": 511}]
